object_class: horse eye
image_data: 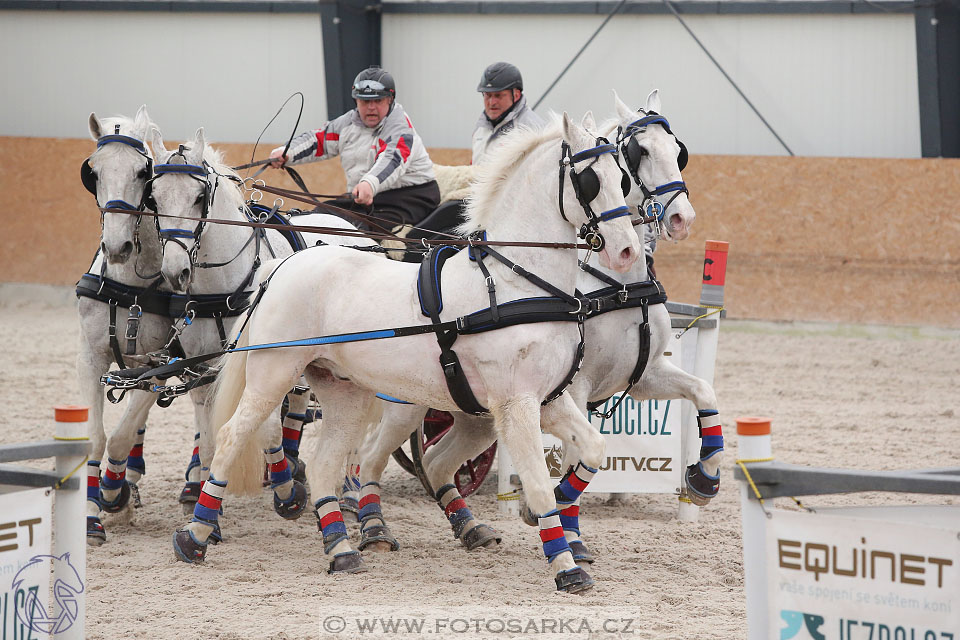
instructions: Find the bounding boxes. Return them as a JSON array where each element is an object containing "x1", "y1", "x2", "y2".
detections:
[
  {"x1": 194, "y1": 192, "x2": 204, "y2": 205},
  {"x1": 137, "y1": 168, "x2": 148, "y2": 180}
]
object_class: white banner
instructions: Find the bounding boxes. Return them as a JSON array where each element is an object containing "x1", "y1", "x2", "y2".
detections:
[
  {"x1": 542, "y1": 395, "x2": 681, "y2": 494},
  {"x1": 766, "y1": 509, "x2": 960, "y2": 639},
  {"x1": 1, "y1": 487, "x2": 54, "y2": 639}
]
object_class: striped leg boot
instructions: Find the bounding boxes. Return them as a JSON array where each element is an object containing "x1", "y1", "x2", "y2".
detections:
[
  {"x1": 266, "y1": 446, "x2": 307, "y2": 519},
  {"x1": 554, "y1": 462, "x2": 598, "y2": 565},
  {"x1": 339, "y1": 465, "x2": 361, "y2": 521},
  {"x1": 539, "y1": 510, "x2": 593, "y2": 593},
  {"x1": 86, "y1": 460, "x2": 106, "y2": 545},
  {"x1": 357, "y1": 482, "x2": 399, "y2": 552},
  {"x1": 125, "y1": 427, "x2": 146, "y2": 508},
  {"x1": 281, "y1": 413, "x2": 307, "y2": 484},
  {"x1": 315, "y1": 496, "x2": 365, "y2": 574},
  {"x1": 436, "y1": 484, "x2": 501, "y2": 551},
  {"x1": 99, "y1": 456, "x2": 131, "y2": 513},
  {"x1": 174, "y1": 474, "x2": 226, "y2": 563},
  {"x1": 179, "y1": 432, "x2": 202, "y2": 513},
  {"x1": 685, "y1": 410, "x2": 723, "y2": 506}
]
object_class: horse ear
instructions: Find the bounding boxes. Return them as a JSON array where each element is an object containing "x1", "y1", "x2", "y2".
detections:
[
  {"x1": 562, "y1": 112, "x2": 590, "y2": 151},
  {"x1": 645, "y1": 89, "x2": 662, "y2": 114},
  {"x1": 133, "y1": 105, "x2": 151, "y2": 138},
  {"x1": 192, "y1": 128, "x2": 207, "y2": 163},
  {"x1": 150, "y1": 126, "x2": 168, "y2": 159},
  {"x1": 89, "y1": 113, "x2": 103, "y2": 141},
  {"x1": 580, "y1": 110, "x2": 596, "y2": 132},
  {"x1": 613, "y1": 91, "x2": 634, "y2": 121}
]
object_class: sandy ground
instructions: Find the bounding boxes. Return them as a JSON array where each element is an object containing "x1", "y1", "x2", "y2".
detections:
[{"x1": 0, "y1": 294, "x2": 958, "y2": 640}]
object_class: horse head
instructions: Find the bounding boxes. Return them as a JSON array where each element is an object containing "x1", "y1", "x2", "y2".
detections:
[
  {"x1": 560, "y1": 112, "x2": 641, "y2": 273},
  {"x1": 614, "y1": 90, "x2": 696, "y2": 242},
  {"x1": 149, "y1": 126, "x2": 211, "y2": 293},
  {"x1": 84, "y1": 105, "x2": 155, "y2": 264}
]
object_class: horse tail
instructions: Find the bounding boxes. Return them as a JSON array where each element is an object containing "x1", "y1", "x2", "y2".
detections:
[{"x1": 208, "y1": 259, "x2": 284, "y2": 496}]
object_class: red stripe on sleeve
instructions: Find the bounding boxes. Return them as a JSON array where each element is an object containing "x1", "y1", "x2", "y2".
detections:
[
  {"x1": 320, "y1": 511, "x2": 345, "y2": 529},
  {"x1": 701, "y1": 425, "x2": 723, "y2": 436},
  {"x1": 396, "y1": 137, "x2": 411, "y2": 162},
  {"x1": 359, "y1": 494, "x2": 380, "y2": 508},
  {"x1": 444, "y1": 498, "x2": 467, "y2": 517},
  {"x1": 197, "y1": 492, "x2": 222, "y2": 510},
  {"x1": 539, "y1": 526, "x2": 565, "y2": 542},
  {"x1": 567, "y1": 474, "x2": 589, "y2": 493}
]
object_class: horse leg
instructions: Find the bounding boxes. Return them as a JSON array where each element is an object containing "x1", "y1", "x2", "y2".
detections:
[
  {"x1": 100, "y1": 391, "x2": 154, "y2": 516},
  {"x1": 264, "y1": 401, "x2": 309, "y2": 521},
  {"x1": 353, "y1": 403, "x2": 426, "y2": 552},
  {"x1": 339, "y1": 445, "x2": 362, "y2": 522},
  {"x1": 491, "y1": 393, "x2": 592, "y2": 593},
  {"x1": 539, "y1": 392, "x2": 607, "y2": 569},
  {"x1": 420, "y1": 413, "x2": 502, "y2": 550},
  {"x1": 280, "y1": 385, "x2": 311, "y2": 484},
  {"x1": 633, "y1": 359, "x2": 722, "y2": 505},
  {"x1": 124, "y1": 424, "x2": 146, "y2": 508},
  {"x1": 302, "y1": 369, "x2": 376, "y2": 574},
  {"x1": 179, "y1": 430, "x2": 203, "y2": 515},
  {"x1": 77, "y1": 340, "x2": 109, "y2": 545},
  {"x1": 173, "y1": 352, "x2": 300, "y2": 563}
]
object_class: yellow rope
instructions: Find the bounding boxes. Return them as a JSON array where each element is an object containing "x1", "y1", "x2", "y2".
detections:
[
  {"x1": 677, "y1": 494, "x2": 693, "y2": 504},
  {"x1": 53, "y1": 435, "x2": 91, "y2": 441},
  {"x1": 54, "y1": 455, "x2": 90, "y2": 491},
  {"x1": 675, "y1": 305, "x2": 724, "y2": 338},
  {"x1": 735, "y1": 456, "x2": 774, "y2": 516},
  {"x1": 496, "y1": 490, "x2": 522, "y2": 502}
]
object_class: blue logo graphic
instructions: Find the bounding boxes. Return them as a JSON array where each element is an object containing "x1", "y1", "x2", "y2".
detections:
[
  {"x1": 11, "y1": 552, "x2": 84, "y2": 635},
  {"x1": 780, "y1": 610, "x2": 825, "y2": 640}
]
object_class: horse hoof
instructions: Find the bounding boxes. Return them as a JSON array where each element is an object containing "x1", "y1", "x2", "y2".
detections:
[
  {"x1": 287, "y1": 454, "x2": 307, "y2": 484},
  {"x1": 461, "y1": 524, "x2": 502, "y2": 550},
  {"x1": 129, "y1": 481, "x2": 143, "y2": 509},
  {"x1": 179, "y1": 481, "x2": 201, "y2": 513},
  {"x1": 518, "y1": 500, "x2": 538, "y2": 527},
  {"x1": 340, "y1": 496, "x2": 359, "y2": 522},
  {"x1": 328, "y1": 551, "x2": 366, "y2": 574},
  {"x1": 358, "y1": 524, "x2": 400, "y2": 552},
  {"x1": 274, "y1": 481, "x2": 308, "y2": 520},
  {"x1": 86, "y1": 517, "x2": 106, "y2": 545},
  {"x1": 173, "y1": 529, "x2": 208, "y2": 564},
  {"x1": 555, "y1": 566, "x2": 594, "y2": 594},
  {"x1": 209, "y1": 521, "x2": 223, "y2": 545},
  {"x1": 685, "y1": 463, "x2": 720, "y2": 506},
  {"x1": 568, "y1": 540, "x2": 595, "y2": 565},
  {"x1": 100, "y1": 481, "x2": 131, "y2": 514}
]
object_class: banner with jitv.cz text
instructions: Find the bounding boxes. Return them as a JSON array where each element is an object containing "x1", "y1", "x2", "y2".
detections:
[
  {"x1": 767, "y1": 508, "x2": 959, "y2": 640},
  {"x1": 1, "y1": 487, "x2": 53, "y2": 640},
  {"x1": 542, "y1": 395, "x2": 681, "y2": 494}
]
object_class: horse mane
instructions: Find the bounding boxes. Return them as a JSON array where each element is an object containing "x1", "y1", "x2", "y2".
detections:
[{"x1": 460, "y1": 115, "x2": 563, "y2": 232}]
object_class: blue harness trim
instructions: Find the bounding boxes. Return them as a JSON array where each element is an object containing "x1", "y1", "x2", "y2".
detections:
[
  {"x1": 376, "y1": 393, "x2": 412, "y2": 404},
  {"x1": 597, "y1": 206, "x2": 631, "y2": 223},
  {"x1": 96, "y1": 134, "x2": 147, "y2": 152},
  {"x1": 154, "y1": 163, "x2": 206, "y2": 176}
]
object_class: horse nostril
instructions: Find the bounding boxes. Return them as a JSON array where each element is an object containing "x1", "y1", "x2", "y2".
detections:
[
  {"x1": 121, "y1": 241, "x2": 133, "y2": 257},
  {"x1": 178, "y1": 268, "x2": 191, "y2": 288},
  {"x1": 620, "y1": 246, "x2": 635, "y2": 263}
]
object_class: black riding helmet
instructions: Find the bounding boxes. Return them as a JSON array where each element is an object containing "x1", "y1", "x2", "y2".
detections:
[
  {"x1": 477, "y1": 62, "x2": 523, "y2": 93},
  {"x1": 352, "y1": 66, "x2": 396, "y2": 100}
]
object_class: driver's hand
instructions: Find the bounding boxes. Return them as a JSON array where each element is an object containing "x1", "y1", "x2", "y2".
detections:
[
  {"x1": 268, "y1": 147, "x2": 288, "y2": 168},
  {"x1": 352, "y1": 181, "x2": 374, "y2": 206}
]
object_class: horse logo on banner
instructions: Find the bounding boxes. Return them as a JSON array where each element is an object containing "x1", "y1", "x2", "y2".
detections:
[{"x1": 11, "y1": 553, "x2": 85, "y2": 635}]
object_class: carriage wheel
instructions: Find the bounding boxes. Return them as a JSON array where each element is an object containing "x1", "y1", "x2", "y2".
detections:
[{"x1": 409, "y1": 409, "x2": 497, "y2": 498}]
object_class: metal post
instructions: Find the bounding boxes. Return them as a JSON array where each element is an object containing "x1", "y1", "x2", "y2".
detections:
[
  {"x1": 54, "y1": 405, "x2": 88, "y2": 640},
  {"x1": 737, "y1": 416, "x2": 772, "y2": 640}
]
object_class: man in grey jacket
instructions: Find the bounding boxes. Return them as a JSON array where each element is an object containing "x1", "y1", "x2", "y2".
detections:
[
  {"x1": 269, "y1": 66, "x2": 441, "y2": 232},
  {"x1": 472, "y1": 62, "x2": 545, "y2": 165}
]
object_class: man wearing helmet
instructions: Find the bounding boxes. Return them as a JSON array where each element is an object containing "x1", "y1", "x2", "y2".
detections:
[
  {"x1": 269, "y1": 66, "x2": 440, "y2": 231},
  {"x1": 472, "y1": 62, "x2": 545, "y2": 165}
]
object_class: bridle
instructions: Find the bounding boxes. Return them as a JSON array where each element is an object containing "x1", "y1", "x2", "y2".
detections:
[
  {"x1": 558, "y1": 137, "x2": 633, "y2": 253},
  {"x1": 146, "y1": 145, "x2": 215, "y2": 267},
  {"x1": 80, "y1": 124, "x2": 154, "y2": 245},
  {"x1": 616, "y1": 111, "x2": 690, "y2": 227}
]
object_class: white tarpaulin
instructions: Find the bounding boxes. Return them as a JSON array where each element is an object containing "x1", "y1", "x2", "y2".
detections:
[
  {"x1": 766, "y1": 508, "x2": 960, "y2": 639},
  {"x1": 543, "y1": 395, "x2": 681, "y2": 494},
  {"x1": 0, "y1": 487, "x2": 53, "y2": 639}
]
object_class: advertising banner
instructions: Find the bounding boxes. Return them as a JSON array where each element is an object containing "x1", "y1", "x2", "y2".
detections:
[
  {"x1": 542, "y1": 395, "x2": 681, "y2": 494},
  {"x1": 1, "y1": 487, "x2": 54, "y2": 639},
  {"x1": 767, "y1": 508, "x2": 960, "y2": 639}
]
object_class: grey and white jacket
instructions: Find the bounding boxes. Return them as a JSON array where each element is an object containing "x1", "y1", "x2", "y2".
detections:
[
  {"x1": 471, "y1": 95, "x2": 545, "y2": 165},
  {"x1": 285, "y1": 103, "x2": 436, "y2": 196}
]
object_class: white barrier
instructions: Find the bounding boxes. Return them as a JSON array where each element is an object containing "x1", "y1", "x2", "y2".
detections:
[
  {"x1": 497, "y1": 240, "x2": 729, "y2": 518},
  {"x1": 0, "y1": 406, "x2": 89, "y2": 640},
  {"x1": 736, "y1": 418, "x2": 960, "y2": 638}
]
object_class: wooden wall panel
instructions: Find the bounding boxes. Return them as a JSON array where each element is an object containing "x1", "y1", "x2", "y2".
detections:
[{"x1": 1, "y1": 137, "x2": 957, "y2": 327}]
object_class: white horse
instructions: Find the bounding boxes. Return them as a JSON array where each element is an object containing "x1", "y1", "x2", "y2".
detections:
[
  {"x1": 77, "y1": 106, "x2": 183, "y2": 544},
  {"x1": 144, "y1": 126, "x2": 376, "y2": 524},
  {"x1": 173, "y1": 112, "x2": 640, "y2": 593},
  {"x1": 351, "y1": 90, "x2": 721, "y2": 564}
]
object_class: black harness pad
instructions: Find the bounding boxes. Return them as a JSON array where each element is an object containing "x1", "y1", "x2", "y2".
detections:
[{"x1": 76, "y1": 273, "x2": 251, "y2": 318}]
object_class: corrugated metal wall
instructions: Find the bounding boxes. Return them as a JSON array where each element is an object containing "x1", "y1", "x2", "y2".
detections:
[
  {"x1": 0, "y1": 10, "x2": 329, "y2": 144},
  {"x1": 384, "y1": 12, "x2": 921, "y2": 158},
  {"x1": 0, "y1": 8, "x2": 920, "y2": 157}
]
